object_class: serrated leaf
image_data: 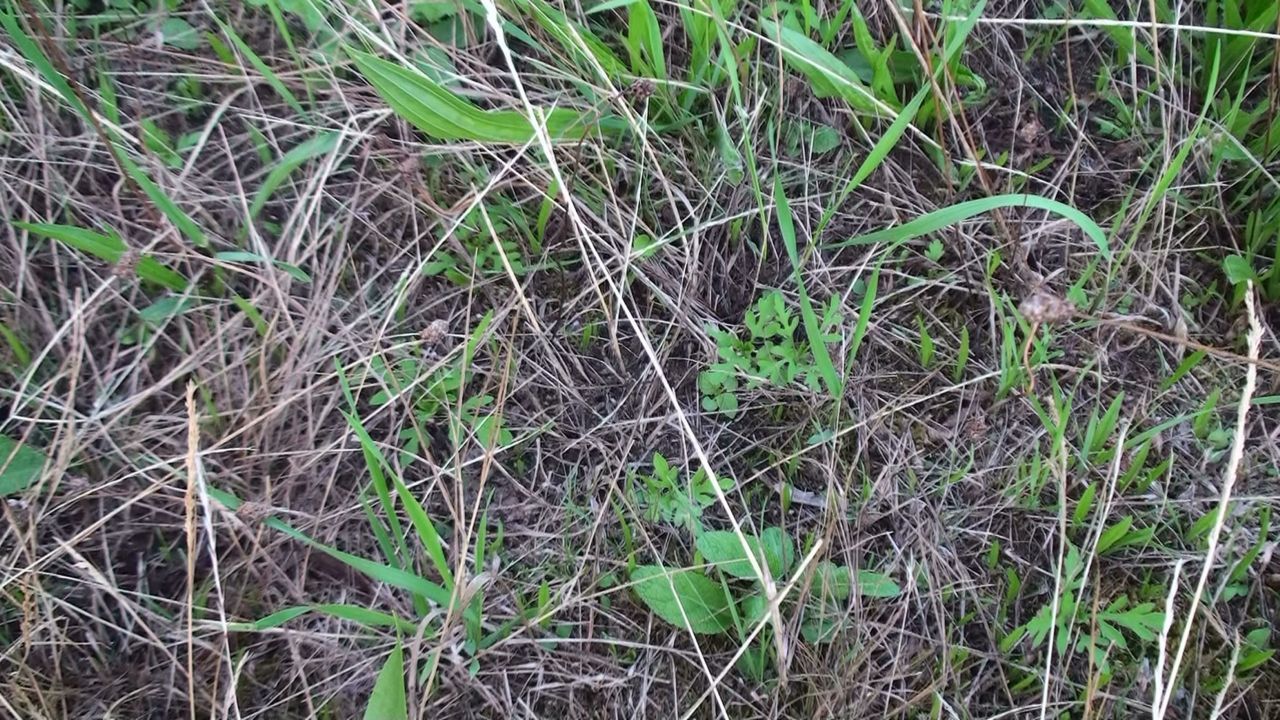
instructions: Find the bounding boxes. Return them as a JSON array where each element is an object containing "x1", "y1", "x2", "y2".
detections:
[
  {"x1": 363, "y1": 642, "x2": 407, "y2": 720},
  {"x1": 631, "y1": 565, "x2": 732, "y2": 634},
  {"x1": 1, "y1": 435, "x2": 47, "y2": 496}
]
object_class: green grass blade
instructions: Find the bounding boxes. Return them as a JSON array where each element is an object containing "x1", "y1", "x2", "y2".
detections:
[
  {"x1": 215, "y1": 251, "x2": 311, "y2": 284},
  {"x1": 846, "y1": 263, "x2": 879, "y2": 366},
  {"x1": 247, "y1": 132, "x2": 340, "y2": 220},
  {"x1": 826, "y1": 194, "x2": 1109, "y2": 259},
  {"x1": 1124, "y1": 43, "x2": 1220, "y2": 251},
  {"x1": 1, "y1": 8, "x2": 89, "y2": 115},
  {"x1": 228, "y1": 604, "x2": 418, "y2": 633},
  {"x1": 773, "y1": 177, "x2": 841, "y2": 398},
  {"x1": 348, "y1": 50, "x2": 600, "y2": 143},
  {"x1": 761, "y1": 19, "x2": 890, "y2": 115},
  {"x1": 814, "y1": 0, "x2": 986, "y2": 239},
  {"x1": 16, "y1": 222, "x2": 189, "y2": 291},
  {"x1": 364, "y1": 641, "x2": 408, "y2": 720},
  {"x1": 115, "y1": 151, "x2": 208, "y2": 248},
  {"x1": 208, "y1": 487, "x2": 451, "y2": 605},
  {"x1": 3, "y1": 9, "x2": 206, "y2": 248},
  {"x1": 209, "y1": 13, "x2": 306, "y2": 116},
  {"x1": 343, "y1": 410, "x2": 455, "y2": 589}
]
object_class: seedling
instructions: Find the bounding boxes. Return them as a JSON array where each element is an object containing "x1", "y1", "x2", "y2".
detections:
[
  {"x1": 627, "y1": 452, "x2": 732, "y2": 533},
  {"x1": 699, "y1": 290, "x2": 843, "y2": 417}
]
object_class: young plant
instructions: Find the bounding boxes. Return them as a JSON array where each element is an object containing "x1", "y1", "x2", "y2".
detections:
[
  {"x1": 628, "y1": 452, "x2": 732, "y2": 533},
  {"x1": 368, "y1": 313, "x2": 514, "y2": 461},
  {"x1": 699, "y1": 290, "x2": 843, "y2": 417},
  {"x1": 1003, "y1": 543, "x2": 1164, "y2": 673}
]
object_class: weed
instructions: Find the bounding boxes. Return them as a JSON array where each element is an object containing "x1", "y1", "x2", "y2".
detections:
[
  {"x1": 699, "y1": 290, "x2": 842, "y2": 417},
  {"x1": 631, "y1": 526, "x2": 899, "y2": 679},
  {"x1": 627, "y1": 452, "x2": 732, "y2": 533}
]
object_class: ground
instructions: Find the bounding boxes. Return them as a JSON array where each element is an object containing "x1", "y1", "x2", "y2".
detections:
[{"x1": 1, "y1": 0, "x2": 1278, "y2": 718}]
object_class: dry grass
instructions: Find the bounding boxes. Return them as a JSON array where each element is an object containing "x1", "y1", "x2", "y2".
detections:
[{"x1": 1, "y1": 0, "x2": 1278, "y2": 718}]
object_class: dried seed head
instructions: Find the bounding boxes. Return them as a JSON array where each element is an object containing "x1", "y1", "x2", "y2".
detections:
[
  {"x1": 1019, "y1": 290, "x2": 1074, "y2": 325},
  {"x1": 113, "y1": 249, "x2": 141, "y2": 279},
  {"x1": 963, "y1": 413, "x2": 988, "y2": 440},
  {"x1": 628, "y1": 78, "x2": 656, "y2": 101},
  {"x1": 421, "y1": 318, "x2": 449, "y2": 347},
  {"x1": 235, "y1": 501, "x2": 274, "y2": 525}
]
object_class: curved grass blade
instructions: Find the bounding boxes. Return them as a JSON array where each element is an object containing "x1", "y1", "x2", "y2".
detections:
[
  {"x1": 761, "y1": 19, "x2": 893, "y2": 116},
  {"x1": 247, "y1": 132, "x2": 340, "y2": 220},
  {"x1": 826, "y1": 193, "x2": 1109, "y2": 259},
  {"x1": 348, "y1": 50, "x2": 598, "y2": 143},
  {"x1": 774, "y1": 177, "x2": 842, "y2": 398}
]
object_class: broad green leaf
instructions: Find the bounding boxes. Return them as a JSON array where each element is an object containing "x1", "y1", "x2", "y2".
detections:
[
  {"x1": 759, "y1": 527, "x2": 795, "y2": 574},
  {"x1": 827, "y1": 194, "x2": 1110, "y2": 260},
  {"x1": 364, "y1": 642, "x2": 408, "y2": 720},
  {"x1": 814, "y1": 561, "x2": 851, "y2": 600},
  {"x1": 16, "y1": 222, "x2": 189, "y2": 292},
  {"x1": 1223, "y1": 255, "x2": 1257, "y2": 285},
  {"x1": 159, "y1": 18, "x2": 202, "y2": 50},
  {"x1": 740, "y1": 593, "x2": 767, "y2": 626},
  {"x1": 855, "y1": 570, "x2": 900, "y2": 598},
  {"x1": 814, "y1": 562, "x2": 901, "y2": 599},
  {"x1": 631, "y1": 565, "x2": 732, "y2": 633},
  {"x1": 697, "y1": 531, "x2": 779, "y2": 579},
  {"x1": 0, "y1": 435, "x2": 47, "y2": 496},
  {"x1": 247, "y1": 132, "x2": 340, "y2": 220},
  {"x1": 349, "y1": 50, "x2": 599, "y2": 143}
]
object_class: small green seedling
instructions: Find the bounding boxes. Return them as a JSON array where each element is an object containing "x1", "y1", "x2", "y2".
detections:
[
  {"x1": 699, "y1": 290, "x2": 843, "y2": 417},
  {"x1": 628, "y1": 452, "x2": 732, "y2": 533}
]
